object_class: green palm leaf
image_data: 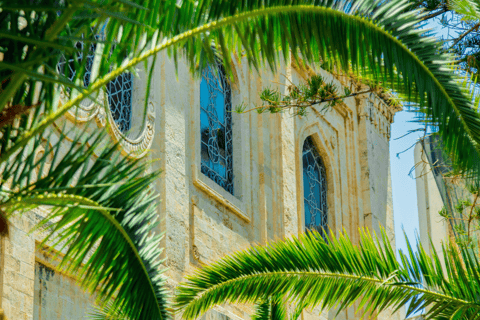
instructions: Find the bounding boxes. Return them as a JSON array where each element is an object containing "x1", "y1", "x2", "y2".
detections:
[
  {"x1": 0, "y1": 0, "x2": 166, "y2": 111},
  {"x1": 0, "y1": 0, "x2": 171, "y2": 167},
  {"x1": 252, "y1": 296, "x2": 287, "y2": 320},
  {"x1": 88, "y1": 300, "x2": 131, "y2": 319},
  {"x1": 175, "y1": 229, "x2": 480, "y2": 319},
  {"x1": 175, "y1": 0, "x2": 480, "y2": 184},
  {"x1": 252, "y1": 296, "x2": 305, "y2": 320},
  {"x1": 0, "y1": 128, "x2": 169, "y2": 320},
  {"x1": 5, "y1": 0, "x2": 480, "y2": 184}
]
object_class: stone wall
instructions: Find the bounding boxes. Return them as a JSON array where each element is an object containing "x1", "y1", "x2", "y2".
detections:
[
  {"x1": 0, "y1": 215, "x2": 35, "y2": 320},
  {"x1": 0, "y1": 52, "x2": 401, "y2": 319}
]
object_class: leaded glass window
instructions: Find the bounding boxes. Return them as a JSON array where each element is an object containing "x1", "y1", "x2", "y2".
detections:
[
  {"x1": 200, "y1": 63, "x2": 233, "y2": 194},
  {"x1": 302, "y1": 136, "x2": 328, "y2": 235},
  {"x1": 106, "y1": 72, "x2": 133, "y2": 133}
]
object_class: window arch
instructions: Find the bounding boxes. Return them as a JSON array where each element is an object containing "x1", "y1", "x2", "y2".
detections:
[
  {"x1": 200, "y1": 62, "x2": 234, "y2": 194},
  {"x1": 302, "y1": 136, "x2": 328, "y2": 234}
]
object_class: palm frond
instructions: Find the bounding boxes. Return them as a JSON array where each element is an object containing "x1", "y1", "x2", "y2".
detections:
[
  {"x1": 0, "y1": 127, "x2": 169, "y2": 320},
  {"x1": 289, "y1": 300, "x2": 307, "y2": 320},
  {"x1": 172, "y1": 0, "x2": 480, "y2": 185},
  {"x1": 5, "y1": 0, "x2": 480, "y2": 185},
  {"x1": 449, "y1": 0, "x2": 480, "y2": 22},
  {"x1": 88, "y1": 300, "x2": 131, "y2": 320},
  {"x1": 174, "y1": 228, "x2": 480, "y2": 319},
  {"x1": 0, "y1": 0, "x2": 175, "y2": 169},
  {"x1": 0, "y1": 0, "x2": 171, "y2": 111},
  {"x1": 252, "y1": 296, "x2": 287, "y2": 320}
]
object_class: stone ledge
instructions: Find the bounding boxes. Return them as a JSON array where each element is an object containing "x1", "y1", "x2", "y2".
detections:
[{"x1": 192, "y1": 164, "x2": 250, "y2": 223}]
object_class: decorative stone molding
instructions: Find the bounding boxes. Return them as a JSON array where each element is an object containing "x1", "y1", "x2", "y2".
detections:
[
  {"x1": 60, "y1": 90, "x2": 155, "y2": 159},
  {"x1": 358, "y1": 97, "x2": 394, "y2": 140}
]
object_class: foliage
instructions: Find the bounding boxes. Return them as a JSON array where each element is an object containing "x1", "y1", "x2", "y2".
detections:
[
  {"x1": 0, "y1": 128, "x2": 169, "y2": 320},
  {"x1": 409, "y1": 0, "x2": 480, "y2": 75},
  {"x1": 435, "y1": 171, "x2": 480, "y2": 251},
  {"x1": 252, "y1": 296, "x2": 307, "y2": 320},
  {"x1": 234, "y1": 74, "x2": 379, "y2": 117},
  {"x1": 1, "y1": 1, "x2": 172, "y2": 318},
  {"x1": 235, "y1": 72, "x2": 405, "y2": 118},
  {"x1": 175, "y1": 228, "x2": 480, "y2": 319},
  {"x1": 171, "y1": 0, "x2": 480, "y2": 186},
  {"x1": 4, "y1": 0, "x2": 480, "y2": 318}
]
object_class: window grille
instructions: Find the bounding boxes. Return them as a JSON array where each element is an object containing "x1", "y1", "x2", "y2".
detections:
[
  {"x1": 106, "y1": 72, "x2": 133, "y2": 133},
  {"x1": 200, "y1": 63, "x2": 234, "y2": 194},
  {"x1": 57, "y1": 34, "x2": 132, "y2": 134},
  {"x1": 56, "y1": 41, "x2": 95, "y2": 88},
  {"x1": 302, "y1": 136, "x2": 328, "y2": 235}
]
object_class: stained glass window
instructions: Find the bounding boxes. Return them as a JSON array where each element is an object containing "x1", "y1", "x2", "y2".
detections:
[
  {"x1": 200, "y1": 63, "x2": 234, "y2": 194},
  {"x1": 302, "y1": 136, "x2": 328, "y2": 235}
]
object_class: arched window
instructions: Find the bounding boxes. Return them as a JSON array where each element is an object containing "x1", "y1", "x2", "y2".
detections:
[
  {"x1": 200, "y1": 62, "x2": 233, "y2": 194},
  {"x1": 302, "y1": 136, "x2": 328, "y2": 235},
  {"x1": 57, "y1": 33, "x2": 133, "y2": 134}
]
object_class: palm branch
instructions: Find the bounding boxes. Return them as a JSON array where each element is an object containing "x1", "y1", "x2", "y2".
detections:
[
  {"x1": 5, "y1": 0, "x2": 480, "y2": 183},
  {"x1": 0, "y1": 127, "x2": 169, "y2": 320},
  {"x1": 174, "y1": 228, "x2": 480, "y2": 319},
  {"x1": 252, "y1": 296, "x2": 305, "y2": 320},
  {"x1": 0, "y1": 0, "x2": 164, "y2": 113}
]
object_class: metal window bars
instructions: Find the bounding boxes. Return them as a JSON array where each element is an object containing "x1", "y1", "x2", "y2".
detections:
[
  {"x1": 56, "y1": 33, "x2": 132, "y2": 134},
  {"x1": 200, "y1": 62, "x2": 234, "y2": 195}
]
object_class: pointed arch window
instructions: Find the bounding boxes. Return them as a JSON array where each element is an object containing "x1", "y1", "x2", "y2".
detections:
[
  {"x1": 302, "y1": 136, "x2": 328, "y2": 235},
  {"x1": 200, "y1": 62, "x2": 234, "y2": 195}
]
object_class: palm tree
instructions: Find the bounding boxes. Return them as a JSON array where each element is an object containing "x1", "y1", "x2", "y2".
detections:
[
  {"x1": 174, "y1": 228, "x2": 480, "y2": 319},
  {"x1": 3, "y1": 0, "x2": 480, "y2": 318}
]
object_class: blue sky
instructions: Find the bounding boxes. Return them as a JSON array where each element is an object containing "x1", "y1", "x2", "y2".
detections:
[{"x1": 390, "y1": 110, "x2": 422, "y2": 258}]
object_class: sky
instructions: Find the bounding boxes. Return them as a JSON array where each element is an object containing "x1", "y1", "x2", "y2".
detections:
[{"x1": 390, "y1": 110, "x2": 422, "y2": 258}]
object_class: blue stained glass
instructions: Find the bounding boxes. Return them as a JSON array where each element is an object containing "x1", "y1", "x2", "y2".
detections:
[
  {"x1": 200, "y1": 63, "x2": 234, "y2": 194},
  {"x1": 302, "y1": 136, "x2": 328, "y2": 235}
]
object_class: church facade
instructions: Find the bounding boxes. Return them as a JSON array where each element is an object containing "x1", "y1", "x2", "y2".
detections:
[{"x1": 1, "y1": 51, "x2": 402, "y2": 319}]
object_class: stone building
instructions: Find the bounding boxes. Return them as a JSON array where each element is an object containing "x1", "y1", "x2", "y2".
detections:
[
  {"x1": 414, "y1": 135, "x2": 477, "y2": 267},
  {"x1": 0, "y1": 50, "x2": 402, "y2": 319},
  {"x1": 414, "y1": 136, "x2": 451, "y2": 263}
]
